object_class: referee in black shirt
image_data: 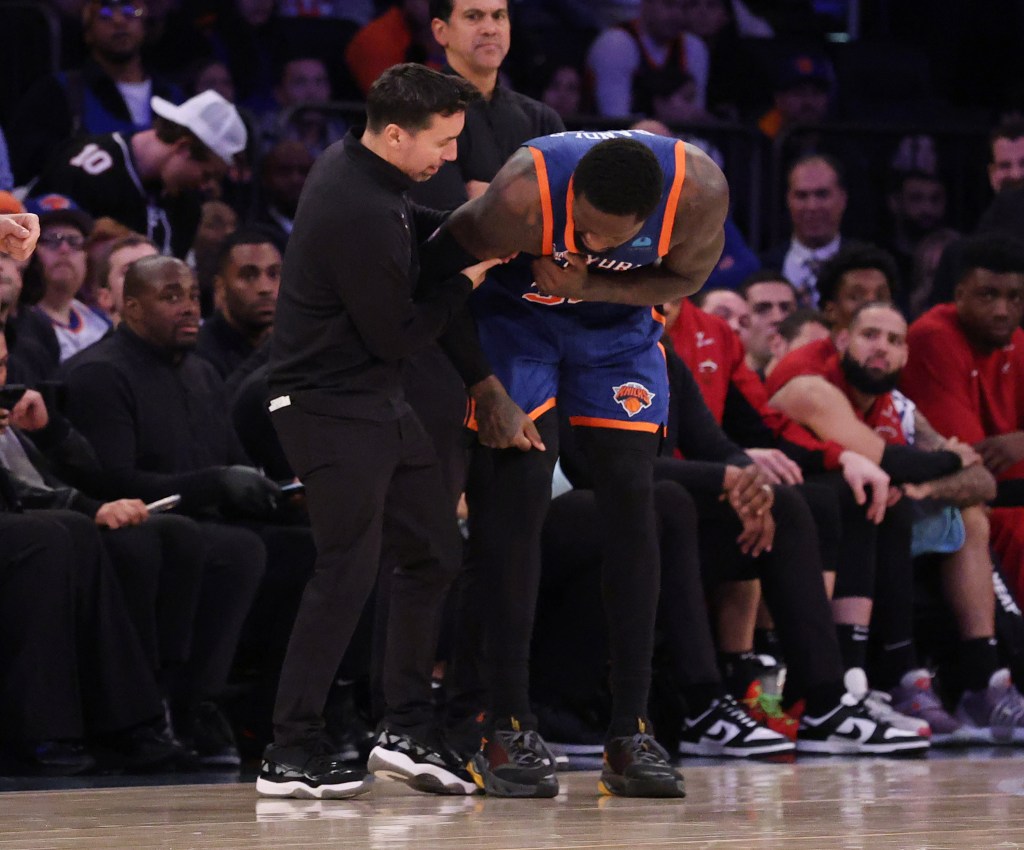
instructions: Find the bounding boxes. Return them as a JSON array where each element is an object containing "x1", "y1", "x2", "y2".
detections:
[{"x1": 257, "y1": 64, "x2": 500, "y2": 800}]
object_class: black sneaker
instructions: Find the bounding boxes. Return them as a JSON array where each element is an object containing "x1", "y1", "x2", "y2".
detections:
[
  {"x1": 256, "y1": 743, "x2": 373, "y2": 799},
  {"x1": 176, "y1": 701, "x2": 240, "y2": 768},
  {"x1": 367, "y1": 729, "x2": 477, "y2": 795},
  {"x1": 467, "y1": 716, "x2": 558, "y2": 798},
  {"x1": 94, "y1": 722, "x2": 184, "y2": 773},
  {"x1": 600, "y1": 718, "x2": 686, "y2": 798},
  {"x1": 678, "y1": 694, "x2": 795, "y2": 758},
  {"x1": 4, "y1": 741, "x2": 96, "y2": 776},
  {"x1": 797, "y1": 690, "x2": 930, "y2": 755}
]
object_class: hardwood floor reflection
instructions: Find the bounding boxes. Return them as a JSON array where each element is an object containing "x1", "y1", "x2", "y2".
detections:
[{"x1": 4, "y1": 755, "x2": 1024, "y2": 849}]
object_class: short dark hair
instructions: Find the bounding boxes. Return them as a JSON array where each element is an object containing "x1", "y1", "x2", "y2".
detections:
[
  {"x1": 215, "y1": 226, "x2": 284, "y2": 275},
  {"x1": 990, "y1": 116, "x2": 1024, "y2": 160},
  {"x1": 429, "y1": 0, "x2": 454, "y2": 21},
  {"x1": 815, "y1": 241, "x2": 900, "y2": 306},
  {"x1": 739, "y1": 269, "x2": 795, "y2": 300},
  {"x1": 886, "y1": 168, "x2": 945, "y2": 195},
  {"x1": 690, "y1": 285, "x2": 734, "y2": 308},
  {"x1": 847, "y1": 299, "x2": 905, "y2": 330},
  {"x1": 787, "y1": 152, "x2": 846, "y2": 190},
  {"x1": 777, "y1": 307, "x2": 827, "y2": 342},
  {"x1": 365, "y1": 63, "x2": 479, "y2": 133},
  {"x1": 952, "y1": 232, "x2": 1024, "y2": 284},
  {"x1": 573, "y1": 139, "x2": 663, "y2": 221}
]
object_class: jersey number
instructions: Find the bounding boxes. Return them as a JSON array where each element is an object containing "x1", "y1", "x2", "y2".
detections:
[{"x1": 70, "y1": 144, "x2": 113, "y2": 175}]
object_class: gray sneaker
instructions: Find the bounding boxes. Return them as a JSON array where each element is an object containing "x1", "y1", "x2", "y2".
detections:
[{"x1": 955, "y1": 669, "x2": 1024, "y2": 745}]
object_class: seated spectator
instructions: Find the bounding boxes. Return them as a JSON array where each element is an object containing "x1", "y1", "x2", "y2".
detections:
[
  {"x1": 21, "y1": 196, "x2": 111, "y2": 366},
  {"x1": 8, "y1": 0, "x2": 183, "y2": 185},
  {"x1": 195, "y1": 228, "x2": 282, "y2": 380},
  {"x1": 768, "y1": 301, "x2": 1017, "y2": 742},
  {"x1": 345, "y1": 0, "x2": 444, "y2": 97},
  {"x1": 757, "y1": 52, "x2": 834, "y2": 142},
  {"x1": 184, "y1": 57, "x2": 237, "y2": 103},
  {"x1": 908, "y1": 227, "x2": 960, "y2": 319},
  {"x1": 884, "y1": 169, "x2": 948, "y2": 302},
  {"x1": 902, "y1": 235, "x2": 1024, "y2": 613},
  {"x1": 694, "y1": 286, "x2": 750, "y2": 339},
  {"x1": 90, "y1": 233, "x2": 159, "y2": 326},
  {"x1": 31, "y1": 90, "x2": 247, "y2": 258},
  {"x1": 539, "y1": 63, "x2": 585, "y2": 121},
  {"x1": 0, "y1": 508, "x2": 182, "y2": 775},
  {"x1": 765, "y1": 307, "x2": 829, "y2": 376},
  {"x1": 586, "y1": 0, "x2": 709, "y2": 118},
  {"x1": 739, "y1": 271, "x2": 796, "y2": 377},
  {"x1": 762, "y1": 154, "x2": 848, "y2": 307},
  {"x1": 59, "y1": 254, "x2": 313, "y2": 754},
  {"x1": 189, "y1": 200, "x2": 239, "y2": 317},
  {"x1": 252, "y1": 141, "x2": 313, "y2": 247},
  {"x1": 814, "y1": 241, "x2": 900, "y2": 329},
  {"x1": 257, "y1": 54, "x2": 346, "y2": 158}
]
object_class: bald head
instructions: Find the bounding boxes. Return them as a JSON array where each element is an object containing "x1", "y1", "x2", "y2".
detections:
[
  {"x1": 122, "y1": 255, "x2": 200, "y2": 354},
  {"x1": 123, "y1": 255, "x2": 189, "y2": 299}
]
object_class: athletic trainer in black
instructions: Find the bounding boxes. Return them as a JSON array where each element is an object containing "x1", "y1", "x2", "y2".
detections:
[
  {"x1": 256, "y1": 743, "x2": 373, "y2": 799},
  {"x1": 367, "y1": 729, "x2": 477, "y2": 795},
  {"x1": 468, "y1": 716, "x2": 558, "y2": 798},
  {"x1": 600, "y1": 718, "x2": 686, "y2": 798}
]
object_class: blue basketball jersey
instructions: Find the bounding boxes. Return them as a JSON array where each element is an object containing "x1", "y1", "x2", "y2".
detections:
[{"x1": 470, "y1": 130, "x2": 685, "y2": 431}]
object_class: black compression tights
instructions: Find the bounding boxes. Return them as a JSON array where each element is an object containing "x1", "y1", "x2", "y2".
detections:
[{"x1": 467, "y1": 412, "x2": 661, "y2": 722}]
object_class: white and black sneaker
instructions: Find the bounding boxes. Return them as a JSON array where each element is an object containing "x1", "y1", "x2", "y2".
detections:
[
  {"x1": 678, "y1": 694, "x2": 795, "y2": 757},
  {"x1": 367, "y1": 729, "x2": 478, "y2": 795},
  {"x1": 256, "y1": 743, "x2": 373, "y2": 799},
  {"x1": 797, "y1": 690, "x2": 930, "y2": 755}
]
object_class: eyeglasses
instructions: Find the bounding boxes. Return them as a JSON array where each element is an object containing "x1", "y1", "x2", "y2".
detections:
[
  {"x1": 38, "y1": 233, "x2": 86, "y2": 251},
  {"x1": 95, "y1": 3, "x2": 145, "y2": 20}
]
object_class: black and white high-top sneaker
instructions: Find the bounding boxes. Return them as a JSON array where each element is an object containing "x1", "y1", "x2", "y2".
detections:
[
  {"x1": 679, "y1": 694, "x2": 795, "y2": 757},
  {"x1": 367, "y1": 729, "x2": 478, "y2": 795},
  {"x1": 256, "y1": 743, "x2": 373, "y2": 799}
]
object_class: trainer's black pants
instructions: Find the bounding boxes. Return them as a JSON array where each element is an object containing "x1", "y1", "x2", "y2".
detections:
[{"x1": 271, "y1": 401, "x2": 462, "y2": 746}]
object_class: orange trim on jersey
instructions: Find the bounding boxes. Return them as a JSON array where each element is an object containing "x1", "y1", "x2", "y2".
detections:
[
  {"x1": 528, "y1": 147, "x2": 554, "y2": 256},
  {"x1": 652, "y1": 307, "x2": 666, "y2": 325},
  {"x1": 564, "y1": 176, "x2": 579, "y2": 254},
  {"x1": 657, "y1": 341, "x2": 667, "y2": 362},
  {"x1": 464, "y1": 396, "x2": 557, "y2": 432},
  {"x1": 657, "y1": 142, "x2": 687, "y2": 256},
  {"x1": 569, "y1": 416, "x2": 662, "y2": 433}
]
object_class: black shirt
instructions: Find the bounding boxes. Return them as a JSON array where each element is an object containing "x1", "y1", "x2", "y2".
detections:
[
  {"x1": 195, "y1": 310, "x2": 256, "y2": 381},
  {"x1": 269, "y1": 130, "x2": 472, "y2": 420},
  {"x1": 58, "y1": 326, "x2": 249, "y2": 509},
  {"x1": 410, "y1": 76, "x2": 565, "y2": 211}
]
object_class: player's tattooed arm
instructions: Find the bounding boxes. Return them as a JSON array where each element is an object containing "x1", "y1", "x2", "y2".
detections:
[{"x1": 581, "y1": 145, "x2": 729, "y2": 306}]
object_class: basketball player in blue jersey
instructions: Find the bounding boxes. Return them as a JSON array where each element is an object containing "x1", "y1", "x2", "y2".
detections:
[{"x1": 434, "y1": 129, "x2": 728, "y2": 799}]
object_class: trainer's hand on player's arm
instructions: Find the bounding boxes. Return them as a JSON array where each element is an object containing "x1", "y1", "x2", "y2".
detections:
[
  {"x1": 721, "y1": 464, "x2": 773, "y2": 517},
  {"x1": 470, "y1": 375, "x2": 545, "y2": 452},
  {"x1": 460, "y1": 257, "x2": 509, "y2": 289},
  {"x1": 0, "y1": 213, "x2": 40, "y2": 260},
  {"x1": 532, "y1": 253, "x2": 588, "y2": 300},
  {"x1": 95, "y1": 499, "x2": 149, "y2": 529}
]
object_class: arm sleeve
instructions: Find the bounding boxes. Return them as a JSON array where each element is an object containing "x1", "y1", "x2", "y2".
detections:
[{"x1": 879, "y1": 444, "x2": 962, "y2": 484}]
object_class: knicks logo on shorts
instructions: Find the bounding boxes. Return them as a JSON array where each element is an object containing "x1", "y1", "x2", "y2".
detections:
[{"x1": 612, "y1": 382, "x2": 655, "y2": 417}]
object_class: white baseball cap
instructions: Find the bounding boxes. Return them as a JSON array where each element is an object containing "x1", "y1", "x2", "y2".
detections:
[{"x1": 151, "y1": 90, "x2": 247, "y2": 166}]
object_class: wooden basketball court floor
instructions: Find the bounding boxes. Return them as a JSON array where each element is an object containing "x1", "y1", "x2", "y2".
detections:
[{"x1": 5, "y1": 753, "x2": 1024, "y2": 849}]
